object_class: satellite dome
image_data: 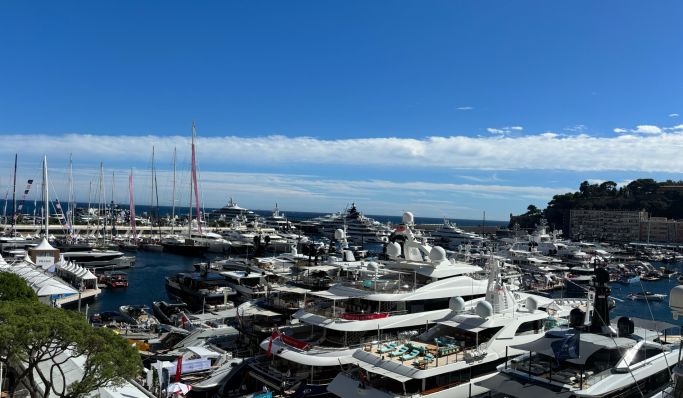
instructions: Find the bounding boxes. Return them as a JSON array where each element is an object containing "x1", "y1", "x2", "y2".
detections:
[
  {"x1": 526, "y1": 297, "x2": 538, "y2": 313},
  {"x1": 429, "y1": 246, "x2": 447, "y2": 262},
  {"x1": 367, "y1": 262, "x2": 379, "y2": 272},
  {"x1": 386, "y1": 242, "x2": 401, "y2": 259},
  {"x1": 402, "y1": 212, "x2": 414, "y2": 225},
  {"x1": 334, "y1": 229, "x2": 346, "y2": 240},
  {"x1": 449, "y1": 297, "x2": 466, "y2": 312},
  {"x1": 475, "y1": 301, "x2": 493, "y2": 319}
]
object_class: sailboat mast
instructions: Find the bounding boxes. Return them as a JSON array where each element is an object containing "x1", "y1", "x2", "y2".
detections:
[
  {"x1": 191, "y1": 121, "x2": 202, "y2": 234},
  {"x1": 111, "y1": 170, "x2": 115, "y2": 240},
  {"x1": 172, "y1": 147, "x2": 176, "y2": 234},
  {"x1": 129, "y1": 169, "x2": 137, "y2": 243},
  {"x1": 43, "y1": 156, "x2": 49, "y2": 237},
  {"x1": 188, "y1": 125, "x2": 193, "y2": 237},
  {"x1": 11, "y1": 154, "x2": 17, "y2": 236},
  {"x1": 68, "y1": 154, "x2": 74, "y2": 233},
  {"x1": 99, "y1": 162, "x2": 104, "y2": 242},
  {"x1": 151, "y1": 146, "x2": 155, "y2": 238}
]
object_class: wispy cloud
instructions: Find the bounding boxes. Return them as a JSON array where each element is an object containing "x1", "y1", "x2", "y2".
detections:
[
  {"x1": 564, "y1": 124, "x2": 587, "y2": 133},
  {"x1": 486, "y1": 126, "x2": 523, "y2": 135},
  {"x1": 5, "y1": 127, "x2": 683, "y2": 176},
  {"x1": 669, "y1": 113, "x2": 679, "y2": 118},
  {"x1": 456, "y1": 106, "x2": 474, "y2": 111},
  {"x1": 613, "y1": 124, "x2": 663, "y2": 134}
]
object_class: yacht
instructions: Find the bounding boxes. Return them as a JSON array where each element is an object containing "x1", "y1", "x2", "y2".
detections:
[
  {"x1": 210, "y1": 197, "x2": 259, "y2": 222},
  {"x1": 429, "y1": 219, "x2": 485, "y2": 250},
  {"x1": 262, "y1": 203, "x2": 297, "y2": 232},
  {"x1": 303, "y1": 203, "x2": 392, "y2": 244},
  {"x1": 328, "y1": 261, "x2": 570, "y2": 398},
  {"x1": 248, "y1": 223, "x2": 488, "y2": 396},
  {"x1": 475, "y1": 267, "x2": 680, "y2": 398},
  {"x1": 220, "y1": 270, "x2": 268, "y2": 303},
  {"x1": 164, "y1": 271, "x2": 237, "y2": 311},
  {"x1": 60, "y1": 248, "x2": 135, "y2": 269}
]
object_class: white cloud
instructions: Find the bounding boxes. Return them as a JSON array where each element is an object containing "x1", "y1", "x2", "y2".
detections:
[
  {"x1": 456, "y1": 106, "x2": 474, "y2": 111},
  {"x1": 669, "y1": 113, "x2": 679, "y2": 118},
  {"x1": 486, "y1": 126, "x2": 523, "y2": 135},
  {"x1": 4, "y1": 129, "x2": 683, "y2": 176},
  {"x1": 614, "y1": 125, "x2": 663, "y2": 135},
  {"x1": 564, "y1": 124, "x2": 587, "y2": 133}
]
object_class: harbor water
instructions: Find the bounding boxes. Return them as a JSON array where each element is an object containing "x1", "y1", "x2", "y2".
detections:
[{"x1": 89, "y1": 251, "x2": 683, "y2": 331}]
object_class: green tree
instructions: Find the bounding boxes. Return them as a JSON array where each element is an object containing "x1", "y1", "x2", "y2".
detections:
[
  {"x1": 0, "y1": 301, "x2": 142, "y2": 398},
  {"x1": 0, "y1": 272, "x2": 38, "y2": 302}
]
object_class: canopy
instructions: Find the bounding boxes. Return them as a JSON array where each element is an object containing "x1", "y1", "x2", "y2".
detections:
[
  {"x1": 630, "y1": 317, "x2": 678, "y2": 332},
  {"x1": 476, "y1": 374, "x2": 572, "y2": 398},
  {"x1": 356, "y1": 361, "x2": 413, "y2": 383},
  {"x1": 511, "y1": 333, "x2": 635, "y2": 365}
]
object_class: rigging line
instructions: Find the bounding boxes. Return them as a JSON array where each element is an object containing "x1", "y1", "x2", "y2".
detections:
[
  {"x1": 589, "y1": 299, "x2": 646, "y2": 398},
  {"x1": 637, "y1": 277, "x2": 674, "y2": 380}
]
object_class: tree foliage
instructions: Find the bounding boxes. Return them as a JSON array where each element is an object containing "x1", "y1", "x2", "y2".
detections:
[
  {"x1": 0, "y1": 301, "x2": 142, "y2": 398},
  {"x1": 0, "y1": 272, "x2": 38, "y2": 302},
  {"x1": 509, "y1": 179, "x2": 683, "y2": 231}
]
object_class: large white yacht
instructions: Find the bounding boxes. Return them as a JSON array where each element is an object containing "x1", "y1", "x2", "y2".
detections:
[
  {"x1": 474, "y1": 267, "x2": 679, "y2": 398},
  {"x1": 248, "y1": 220, "x2": 488, "y2": 396},
  {"x1": 429, "y1": 218, "x2": 486, "y2": 250},
  {"x1": 328, "y1": 261, "x2": 569, "y2": 398},
  {"x1": 302, "y1": 203, "x2": 392, "y2": 244}
]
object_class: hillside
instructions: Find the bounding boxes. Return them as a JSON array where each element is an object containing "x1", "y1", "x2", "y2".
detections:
[{"x1": 509, "y1": 179, "x2": 683, "y2": 230}]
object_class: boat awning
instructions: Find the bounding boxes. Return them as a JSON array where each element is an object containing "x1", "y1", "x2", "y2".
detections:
[
  {"x1": 630, "y1": 317, "x2": 678, "y2": 332},
  {"x1": 309, "y1": 290, "x2": 352, "y2": 300},
  {"x1": 356, "y1": 361, "x2": 413, "y2": 383},
  {"x1": 437, "y1": 318, "x2": 488, "y2": 333},
  {"x1": 476, "y1": 374, "x2": 572, "y2": 398},
  {"x1": 511, "y1": 334, "x2": 636, "y2": 365},
  {"x1": 273, "y1": 285, "x2": 310, "y2": 294},
  {"x1": 186, "y1": 346, "x2": 221, "y2": 359}
]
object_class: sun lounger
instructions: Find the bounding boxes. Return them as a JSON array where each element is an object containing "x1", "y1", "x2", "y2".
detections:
[
  {"x1": 389, "y1": 345, "x2": 409, "y2": 357},
  {"x1": 378, "y1": 342, "x2": 398, "y2": 353},
  {"x1": 401, "y1": 349, "x2": 420, "y2": 361}
]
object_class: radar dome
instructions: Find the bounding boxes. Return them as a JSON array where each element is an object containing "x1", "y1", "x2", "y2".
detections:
[
  {"x1": 449, "y1": 297, "x2": 466, "y2": 312},
  {"x1": 475, "y1": 301, "x2": 493, "y2": 319},
  {"x1": 367, "y1": 262, "x2": 379, "y2": 272},
  {"x1": 402, "y1": 212, "x2": 414, "y2": 225},
  {"x1": 429, "y1": 246, "x2": 447, "y2": 262},
  {"x1": 386, "y1": 242, "x2": 401, "y2": 259},
  {"x1": 526, "y1": 297, "x2": 538, "y2": 313},
  {"x1": 334, "y1": 229, "x2": 346, "y2": 240}
]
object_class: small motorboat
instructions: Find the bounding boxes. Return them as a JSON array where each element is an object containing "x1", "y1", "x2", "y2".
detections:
[
  {"x1": 615, "y1": 274, "x2": 640, "y2": 285},
  {"x1": 627, "y1": 291, "x2": 667, "y2": 301},
  {"x1": 640, "y1": 271, "x2": 662, "y2": 282}
]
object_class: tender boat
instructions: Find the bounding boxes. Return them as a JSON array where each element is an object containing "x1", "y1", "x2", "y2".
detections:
[{"x1": 627, "y1": 291, "x2": 667, "y2": 301}]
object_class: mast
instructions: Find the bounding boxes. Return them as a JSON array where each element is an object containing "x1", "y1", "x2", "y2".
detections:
[
  {"x1": 191, "y1": 121, "x2": 202, "y2": 234},
  {"x1": 68, "y1": 154, "x2": 74, "y2": 235},
  {"x1": 42, "y1": 156, "x2": 49, "y2": 238},
  {"x1": 188, "y1": 125, "x2": 193, "y2": 237},
  {"x1": 151, "y1": 146, "x2": 155, "y2": 239},
  {"x1": 154, "y1": 156, "x2": 161, "y2": 239},
  {"x1": 11, "y1": 154, "x2": 17, "y2": 236},
  {"x1": 111, "y1": 170, "x2": 116, "y2": 239},
  {"x1": 171, "y1": 147, "x2": 176, "y2": 234},
  {"x1": 129, "y1": 169, "x2": 137, "y2": 243},
  {"x1": 99, "y1": 162, "x2": 104, "y2": 242}
]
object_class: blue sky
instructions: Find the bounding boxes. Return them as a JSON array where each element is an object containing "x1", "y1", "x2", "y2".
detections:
[{"x1": 1, "y1": 1, "x2": 683, "y2": 220}]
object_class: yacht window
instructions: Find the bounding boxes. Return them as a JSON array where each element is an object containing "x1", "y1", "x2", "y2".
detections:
[{"x1": 515, "y1": 320, "x2": 544, "y2": 336}]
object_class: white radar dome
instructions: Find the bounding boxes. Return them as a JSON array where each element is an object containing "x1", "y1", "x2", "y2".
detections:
[
  {"x1": 386, "y1": 242, "x2": 401, "y2": 259},
  {"x1": 334, "y1": 229, "x2": 346, "y2": 240},
  {"x1": 367, "y1": 262, "x2": 379, "y2": 272},
  {"x1": 402, "y1": 212, "x2": 414, "y2": 225},
  {"x1": 429, "y1": 246, "x2": 447, "y2": 262},
  {"x1": 449, "y1": 297, "x2": 466, "y2": 312},
  {"x1": 475, "y1": 301, "x2": 493, "y2": 319}
]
